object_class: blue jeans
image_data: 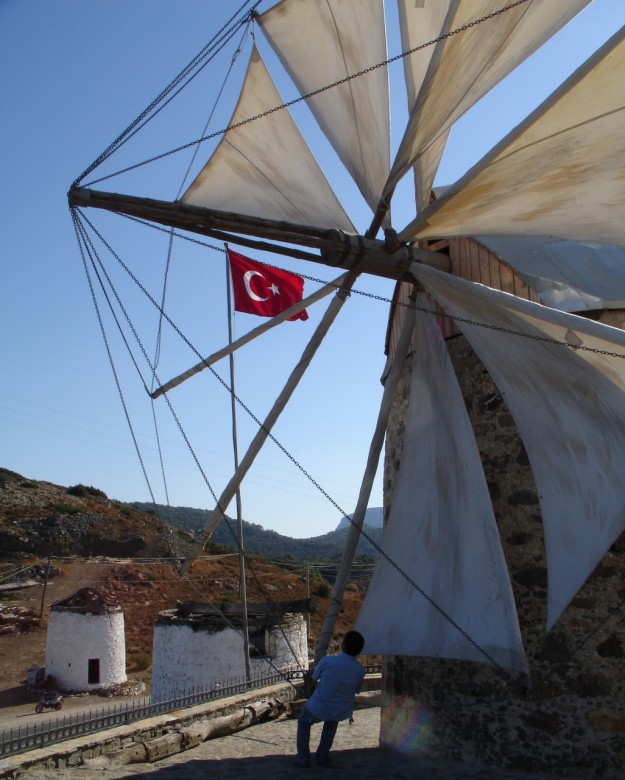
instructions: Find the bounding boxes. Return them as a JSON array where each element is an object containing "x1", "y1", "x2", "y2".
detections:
[{"x1": 296, "y1": 704, "x2": 339, "y2": 766}]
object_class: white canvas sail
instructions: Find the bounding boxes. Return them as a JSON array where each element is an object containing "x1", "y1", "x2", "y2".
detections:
[
  {"x1": 258, "y1": 0, "x2": 390, "y2": 221},
  {"x1": 182, "y1": 46, "x2": 355, "y2": 232},
  {"x1": 396, "y1": 0, "x2": 451, "y2": 213},
  {"x1": 400, "y1": 25, "x2": 625, "y2": 247},
  {"x1": 411, "y1": 263, "x2": 625, "y2": 630},
  {"x1": 356, "y1": 293, "x2": 527, "y2": 672},
  {"x1": 385, "y1": 0, "x2": 591, "y2": 204}
]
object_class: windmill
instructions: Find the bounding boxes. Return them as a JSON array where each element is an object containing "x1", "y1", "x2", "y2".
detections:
[{"x1": 69, "y1": 0, "x2": 625, "y2": 703}]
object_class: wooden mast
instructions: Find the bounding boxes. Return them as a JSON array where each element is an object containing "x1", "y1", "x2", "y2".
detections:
[
  {"x1": 68, "y1": 187, "x2": 450, "y2": 279},
  {"x1": 225, "y1": 246, "x2": 252, "y2": 683}
]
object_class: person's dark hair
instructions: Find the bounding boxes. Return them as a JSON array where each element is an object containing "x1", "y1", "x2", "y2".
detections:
[{"x1": 342, "y1": 630, "x2": 364, "y2": 656}]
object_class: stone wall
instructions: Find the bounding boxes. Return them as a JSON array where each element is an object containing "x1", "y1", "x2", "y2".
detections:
[
  {"x1": 382, "y1": 332, "x2": 625, "y2": 779},
  {"x1": 152, "y1": 616, "x2": 308, "y2": 703}
]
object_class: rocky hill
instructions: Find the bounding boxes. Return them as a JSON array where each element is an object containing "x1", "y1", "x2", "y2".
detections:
[
  {"x1": 0, "y1": 468, "x2": 372, "y2": 692},
  {"x1": 336, "y1": 507, "x2": 384, "y2": 531},
  {"x1": 0, "y1": 468, "x2": 195, "y2": 560}
]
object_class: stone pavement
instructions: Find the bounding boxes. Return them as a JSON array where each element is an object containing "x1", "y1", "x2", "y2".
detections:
[{"x1": 23, "y1": 708, "x2": 589, "y2": 780}]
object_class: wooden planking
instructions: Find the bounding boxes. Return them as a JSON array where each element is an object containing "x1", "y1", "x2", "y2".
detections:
[
  {"x1": 499, "y1": 260, "x2": 516, "y2": 295},
  {"x1": 386, "y1": 237, "x2": 544, "y2": 362}
]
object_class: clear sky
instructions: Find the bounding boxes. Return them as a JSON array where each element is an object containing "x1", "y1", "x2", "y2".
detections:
[{"x1": 1, "y1": 1, "x2": 624, "y2": 539}]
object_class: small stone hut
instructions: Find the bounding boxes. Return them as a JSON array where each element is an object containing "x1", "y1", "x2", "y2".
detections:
[
  {"x1": 45, "y1": 587, "x2": 126, "y2": 692},
  {"x1": 151, "y1": 599, "x2": 310, "y2": 703}
]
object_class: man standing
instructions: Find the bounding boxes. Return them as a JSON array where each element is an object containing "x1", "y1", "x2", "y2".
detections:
[{"x1": 296, "y1": 630, "x2": 366, "y2": 768}]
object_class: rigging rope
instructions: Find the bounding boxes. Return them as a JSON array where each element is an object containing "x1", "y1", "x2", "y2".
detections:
[
  {"x1": 71, "y1": 209, "x2": 161, "y2": 510},
  {"x1": 114, "y1": 212, "x2": 625, "y2": 363},
  {"x1": 74, "y1": 0, "x2": 262, "y2": 187},
  {"x1": 74, "y1": 207, "x2": 517, "y2": 679},
  {"x1": 74, "y1": 209, "x2": 308, "y2": 676},
  {"x1": 81, "y1": 0, "x2": 531, "y2": 189},
  {"x1": 150, "y1": 16, "x2": 252, "y2": 517}
]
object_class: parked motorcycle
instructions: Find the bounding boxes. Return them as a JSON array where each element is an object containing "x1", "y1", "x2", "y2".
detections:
[{"x1": 35, "y1": 692, "x2": 63, "y2": 713}]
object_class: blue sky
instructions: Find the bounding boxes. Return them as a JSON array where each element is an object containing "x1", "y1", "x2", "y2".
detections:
[{"x1": 1, "y1": 1, "x2": 624, "y2": 538}]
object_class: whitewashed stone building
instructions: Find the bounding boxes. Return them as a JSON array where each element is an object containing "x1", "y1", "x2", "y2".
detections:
[
  {"x1": 45, "y1": 588, "x2": 126, "y2": 692},
  {"x1": 151, "y1": 599, "x2": 310, "y2": 703}
]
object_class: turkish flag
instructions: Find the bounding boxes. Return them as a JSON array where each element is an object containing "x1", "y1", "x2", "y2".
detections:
[{"x1": 227, "y1": 248, "x2": 309, "y2": 321}]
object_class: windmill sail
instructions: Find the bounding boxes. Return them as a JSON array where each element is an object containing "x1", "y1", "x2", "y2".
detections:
[
  {"x1": 257, "y1": 0, "x2": 390, "y2": 221},
  {"x1": 356, "y1": 291, "x2": 527, "y2": 672},
  {"x1": 396, "y1": 0, "x2": 452, "y2": 213},
  {"x1": 400, "y1": 25, "x2": 625, "y2": 246},
  {"x1": 475, "y1": 236, "x2": 625, "y2": 313},
  {"x1": 182, "y1": 45, "x2": 355, "y2": 232},
  {"x1": 70, "y1": 1, "x2": 625, "y2": 672},
  {"x1": 385, "y1": 0, "x2": 591, "y2": 207},
  {"x1": 412, "y1": 263, "x2": 625, "y2": 630}
]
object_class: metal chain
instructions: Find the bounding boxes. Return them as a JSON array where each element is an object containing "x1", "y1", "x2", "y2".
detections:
[
  {"x1": 75, "y1": 0, "x2": 262, "y2": 187},
  {"x1": 83, "y1": 0, "x2": 531, "y2": 188},
  {"x1": 77, "y1": 207, "x2": 520, "y2": 678},
  {"x1": 82, "y1": 205, "x2": 625, "y2": 679},
  {"x1": 116, "y1": 212, "x2": 625, "y2": 362},
  {"x1": 76, "y1": 209, "x2": 314, "y2": 677}
]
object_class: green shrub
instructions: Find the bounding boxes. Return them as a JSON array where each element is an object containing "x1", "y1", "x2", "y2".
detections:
[
  {"x1": 127, "y1": 652, "x2": 151, "y2": 672},
  {"x1": 312, "y1": 577, "x2": 332, "y2": 598},
  {"x1": 67, "y1": 484, "x2": 107, "y2": 499},
  {"x1": 0, "y1": 468, "x2": 22, "y2": 488},
  {"x1": 51, "y1": 503, "x2": 81, "y2": 516}
]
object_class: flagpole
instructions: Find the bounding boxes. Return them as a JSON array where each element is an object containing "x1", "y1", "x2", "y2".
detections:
[
  {"x1": 225, "y1": 244, "x2": 251, "y2": 684},
  {"x1": 180, "y1": 271, "x2": 356, "y2": 572}
]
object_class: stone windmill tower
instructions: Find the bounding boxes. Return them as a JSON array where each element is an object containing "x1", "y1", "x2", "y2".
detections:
[{"x1": 45, "y1": 588, "x2": 126, "y2": 692}]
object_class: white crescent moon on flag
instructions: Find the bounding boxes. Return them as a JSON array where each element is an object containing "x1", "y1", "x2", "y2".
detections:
[{"x1": 243, "y1": 269, "x2": 269, "y2": 301}]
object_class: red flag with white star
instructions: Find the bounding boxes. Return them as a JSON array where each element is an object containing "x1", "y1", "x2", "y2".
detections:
[{"x1": 227, "y1": 248, "x2": 309, "y2": 321}]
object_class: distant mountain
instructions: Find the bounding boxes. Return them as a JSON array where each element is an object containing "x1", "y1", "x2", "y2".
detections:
[
  {"x1": 134, "y1": 503, "x2": 382, "y2": 562},
  {"x1": 336, "y1": 507, "x2": 384, "y2": 531}
]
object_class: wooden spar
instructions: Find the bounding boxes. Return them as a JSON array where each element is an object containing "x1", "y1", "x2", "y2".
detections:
[
  {"x1": 68, "y1": 184, "x2": 450, "y2": 633},
  {"x1": 313, "y1": 292, "x2": 416, "y2": 664},
  {"x1": 151, "y1": 273, "x2": 349, "y2": 399},
  {"x1": 68, "y1": 187, "x2": 451, "y2": 279},
  {"x1": 179, "y1": 272, "x2": 358, "y2": 575},
  {"x1": 311, "y1": 190, "x2": 401, "y2": 663}
]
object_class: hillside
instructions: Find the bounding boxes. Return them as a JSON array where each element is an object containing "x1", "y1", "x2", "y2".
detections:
[
  {"x1": 0, "y1": 468, "x2": 382, "y2": 563},
  {"x1": 0, "y1": 468, "x2": 196, "y2": 560},
  {"x1": 134, "y1": 502, "x2": 383, "y2": 561},
  {"x1": 0, "y1": 468, "x2": 372, "y2": 692}
]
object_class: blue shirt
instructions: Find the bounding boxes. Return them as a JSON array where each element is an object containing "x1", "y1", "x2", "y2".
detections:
[{"x1": 306, "y1": 653, "x2": 365, "y2": 722}]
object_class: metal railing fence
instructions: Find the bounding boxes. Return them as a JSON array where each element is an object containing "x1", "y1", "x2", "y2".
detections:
[
  {"x1": 0, "y1": 663, "x2": 381, "y2": 759},
  {"x1": 0, "y1": 668, "x2": 303, "y2": 759}
]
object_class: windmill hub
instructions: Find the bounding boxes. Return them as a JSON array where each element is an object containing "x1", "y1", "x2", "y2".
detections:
[{"x1": 320, "y1": 228, "x2": 450, "y2": 279}]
